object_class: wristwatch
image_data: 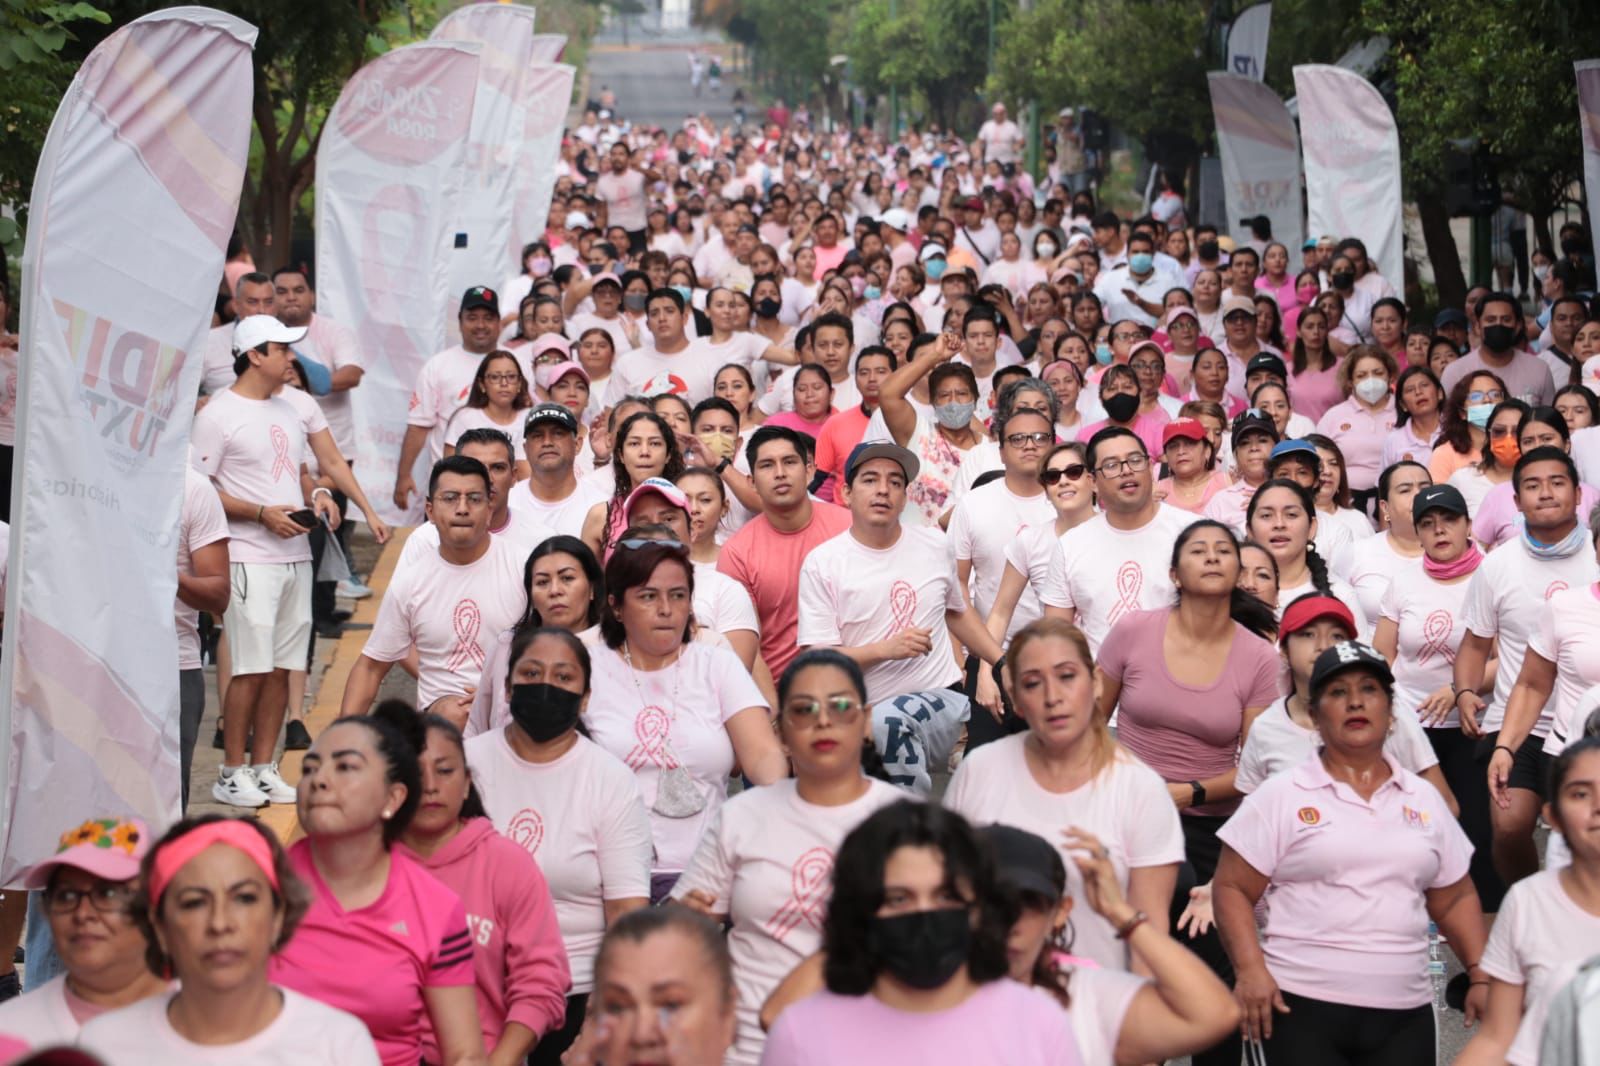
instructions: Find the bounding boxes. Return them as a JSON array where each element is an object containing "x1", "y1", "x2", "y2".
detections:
[
  {"x1": 714, "y1": 456, "x2": 732, "y2": 473},
  {"x1": 1189, "y1": 780, "x2": 1207, "y2": 807}
]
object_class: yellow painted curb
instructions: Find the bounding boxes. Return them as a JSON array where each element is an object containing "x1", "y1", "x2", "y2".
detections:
[{"x1": 257, "y1": 528, "x2": 413, "y2": 844}]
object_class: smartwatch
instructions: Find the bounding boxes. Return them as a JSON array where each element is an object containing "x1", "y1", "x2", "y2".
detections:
[
  {"x1": 715, "y1": 456, "x2": 732, "y2": 474},
  {"x1": 1189, "y1": 780, "x2": 1207, "y2": 807}
]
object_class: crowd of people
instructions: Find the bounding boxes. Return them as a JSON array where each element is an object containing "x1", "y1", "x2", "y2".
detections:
[{"x1": 2, "y1": 78, "x2": 1600, "y2": 1066}]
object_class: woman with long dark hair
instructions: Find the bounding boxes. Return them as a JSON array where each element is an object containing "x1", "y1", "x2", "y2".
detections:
[
  {"x1": 1381, "y1": 365, "x2": 1445, "y2": 470},
  {"x1": 580, "y1": 410, "x2": 685, "y2": 559},
  {"x1": 1429, "y1": 370, "x2": 1506, "y2": 483},
  {"x1": 1246, "y1": 479, "x2": 1367, "y2": 633},
  {"x1": 444, "y1": 351, "x2": 535, "y2": 478}
]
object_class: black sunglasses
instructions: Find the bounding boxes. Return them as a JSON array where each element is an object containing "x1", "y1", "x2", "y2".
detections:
[
  {"x1": 616, "y1": 537, "x2": 686, "y2": 551},
  {"x1": 1041, "y1": 463, "x2": 1088, "y2": 485}
]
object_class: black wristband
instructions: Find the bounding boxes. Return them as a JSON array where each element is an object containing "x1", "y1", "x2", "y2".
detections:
[{"x1": 1494, "y1": 744, "x2": 1516, "y2": 759}]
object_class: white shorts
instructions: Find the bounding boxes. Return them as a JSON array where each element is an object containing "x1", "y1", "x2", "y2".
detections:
[{"x1": 224, "y1": 561, "x2": 311, "y2": 675}]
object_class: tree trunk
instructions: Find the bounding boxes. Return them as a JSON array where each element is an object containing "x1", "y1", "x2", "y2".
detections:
[{"x1": 1417, "y1": 196, "x2": 1466, "y2": 311}]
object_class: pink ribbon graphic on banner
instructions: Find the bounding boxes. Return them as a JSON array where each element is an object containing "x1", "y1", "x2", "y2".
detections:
[
  {"x1": 268, "y1": 424, "x2": 292, "y2": 481},
  {"x1": 1108, "y1": 562, "x2": 1143, "y2": 626},
  {"x1": 1417, "y1": 610, "x2": 1455, "y2": 665},
  {"x1": 765, "y1": 846, "x2": 835, "y2": 941},
  {"x1": 506, "y1": 808, "x2": 544, "y2": 855},
  {"x1": 627, "y1": 706, "x2": 678, "y2": 769},
  {"x1": 444, "y1": 599, "x2": 483, "y2": 671},
  {"x1": 890, "y1": 580, "x2": 918, "y2": 630}
]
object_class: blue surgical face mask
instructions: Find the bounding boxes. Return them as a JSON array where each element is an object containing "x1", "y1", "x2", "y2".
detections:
[
  {"x1": 925, "y1": 259, "x2": 947, "y2": 280},
  {"x1": 1095, "y1": 342, "x2": 1114, "y2": 365},
  {"x1": 1466, "y1": 403, "x2": 1494, "y2": 428},
  {"x1": 864, "y1": 285, "x2": 881, "y2": 301},
  {"x1": 1129, "y1": 252, "x2": 1154, "y2": 274},
  {"x1": 672, "y1": 284, "x2": 692, "y2": 303}
]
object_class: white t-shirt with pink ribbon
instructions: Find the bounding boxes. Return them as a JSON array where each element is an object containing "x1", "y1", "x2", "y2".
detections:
[
  {"x1": 947, "y1": 480, "x2": 1057, "y2": 644},
  {"x1": 361, "y1": 536, "x2": 528, "y2": 709},
  {"x1": 670, "y1": 777, "x2": 905, "y2": 1065},
  {"x1": 1379, "y1": 564, "x2": 1473, "y2": 728},
  {"x1": 1042, "y1": 503, "x2": 1196, "y2": 654},
  {"x1": 796, "y1": 525, "x2": 967, "y2": 703},
  {"x1": 176, "y1": 466, "x2": 230, "y2": 671},
  {"x1": 1529, "y1": 583, "x2": 1600, "y2": 756},
  {"x1": 408, "y1": 346, "x2": 488, "y2": 464},
  {"x1": 191, "y1": 388, "x2": 327, "y2": 565}
]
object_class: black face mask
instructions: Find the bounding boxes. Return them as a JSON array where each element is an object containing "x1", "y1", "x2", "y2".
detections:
[
  {"x1": 1482, "y1": 324, "x2": 1518, "y2": 354},
  {"x1": 1103, "y1": 392, "x2": 1140, "y2": 423},
  {"x1": 509, "y1": 683, "x2": 583, "y2": 743},
  {"x1": 868, "y1": 908, "x2": 971, "y2": 990},
  {"x1": 1330, "y1": 271, "x2": 1355, "y2": 290},
  {"x1": 756, "y1": 297, "x2": 782, "y2": 318},
  {"x1": 1197, "y1": 240, "x2": 1219, "y2": 260}
]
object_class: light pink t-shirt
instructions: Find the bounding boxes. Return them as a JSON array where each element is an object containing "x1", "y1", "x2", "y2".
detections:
[
  {"x1": 1530, "y1": 584, "x2": 1600, "y2": 755},
  {"x1": 297, "y1": 313, "x2": 364, "y2": 456},
  {"x1": 1097, "y1": 608, "x2": 1280, "y2": 816},
  {"x1": 1380, "y1": 564, "x2": 1473, "y2": 727},
  {"x1": 1473, "y1": 480, "x2": 1600, "y2": 549},
  {"x1": 585, "y1": 641, "x2": 768, "y2": 874},
  {"x1": 1337, "y1": 532, "x2": 1420, "y2": 626},
  {"x1": 399, "y1": 507, "x2": 556, "y2": 577},
  {"x1": 465, "y1": 729, "x2": 652, "y2": 994},
  {"x1": 671, "y1": 778, "x2": 905, "y2": 1065},
  {"x1": 945, "y1": 734, "x2": 1185, "y2": 970},
  {"x1": 1235, "y1": 697, "x2": 1438, "y2": 795},
  {"x1": 763, "y1": 979, "x2": 1083, "y2": 1066},
  {"x1": 1217, "y1": 753, "x2": 1472, "y2": 1009},
  {"x1": 1287, "y1": 363, "x2": 1344, "y2": 424},
  {"x1": 1480, "y1": 868, "x2": 1600, "y2": 1066},
  {"x1": 78, "y1": 987, "x2": 379, "y2": 1066},
  {"x1": 797, "y1": 526, "x2": 967, "y2": 703},
  {"x1": 176, "y1": 466, "x2": 229, "y2": 671},
  {"x1": 408, "y1": 345, "x2": 486, "y2": 464},
  {"x1": 270, "y1": 841, "x2": 474, "y2": 1066},
  {"x1": 605, "y1": 343, "x2": 723, "y2": 406},
  {"x1": 1044, "y1": 504, "x2": 1196, "y2": 654},
  {"x1": 442, "y1": 405, "x2": 529, "y2": 465},
  {"x1": 507, "y1": 477, "x2": 609, "y2": 539},
  {"x1": 595, "y1": 167, "x2": 649, "y2": 231},
  {"x1": 948, "y1": 480, "x2": 1057, "y2": 643},
  {"x1": 191, "y1": 388, "x2": 327, "y2": 564},
  {"x1": 362, "y1": 535, "x2": 528, "y2": 709},
  {"x1": 1076, "y1": 411, "x2": 1170, "y2": 460},
  {"x1": 1316, "y1": 397, "x2": 1397, "y2": 492},
  {"x1": 0, "y1": 974, "x2": 117, "y2": 1050}
]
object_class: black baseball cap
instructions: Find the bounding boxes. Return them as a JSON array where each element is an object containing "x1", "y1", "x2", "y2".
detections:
[
  {"x1": 1412, "y1": 483, "x2": 1468, "y2": 526},
  {"x1": 1432, "y1": 308, "x2": 1469, "y2": 331},
  {"x1": 523, "y1": 402, "x2": 578, "y2": 436},
  {"x1": 1230, "y1": 410, "x2": 1279, "y2": 449},
  {"x1": 1310, "y1": 640, "x2": 1395, "y2": 693},
  {"x1": 1245, "y1": 352, "x2": 1288, "y2": 381},
  {"x1": 460, "y1": 285, "x2": 499, "y2": 316},
  {"x1": 978, "y1": 824, "x2": 1064, "y2": 902}
]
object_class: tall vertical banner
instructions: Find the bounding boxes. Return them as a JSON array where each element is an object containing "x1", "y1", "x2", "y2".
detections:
[
  {"x1": 318, "y1": 42, "x2": 481, "y2": 527},
  {"x1": 1578, "y1": 61, "x2": 1600, "y2": 268},
  {"x1": 1209, "y1": 73, "x2": 1302, "y2": 262},
  {"x1": 529, "y1": 34, "x2": 567, "y2": 62},
  {"x1": 0, "y1": 7, "x2": 257, "y2": 881},
  {"x1": 431, "y1": 3, "x2": 538, "y2": 296},
  {"x1": 1294, "y1": 64, "x2": 1405, "y2": 290},
  {"x1": 515, "y1": 62, "x2": 578, "y2": 254},
  {"x1": 1226, "y1": 2, "x2": 1271, "y2": 80}
]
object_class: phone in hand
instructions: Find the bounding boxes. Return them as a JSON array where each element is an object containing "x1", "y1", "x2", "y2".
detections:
[{"x1": 288, "y1": 508, "x2": 317, "y2": 530}]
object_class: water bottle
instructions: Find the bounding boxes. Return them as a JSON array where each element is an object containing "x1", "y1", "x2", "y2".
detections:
[{"x1": 1427, "y1": 920, "x2": 1446, "y2": 1009}]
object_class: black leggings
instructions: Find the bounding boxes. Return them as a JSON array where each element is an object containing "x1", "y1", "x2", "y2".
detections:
[
  {"x1": 1176, "y1": 814, "x2": 1240, "y2": 1066},
  {"x1": 963, "y1": 655, "x2": 1026, "y2": 752},
  {"x1": 1264, "y1": 990, "x2": 1434, "y2": 1065},
  {"x1": 1427, "y1": 725, "x2": 1505, "y2": 911},
  {"x1": 528, "y1": 992, "x2": 588, "y2": 1066}
]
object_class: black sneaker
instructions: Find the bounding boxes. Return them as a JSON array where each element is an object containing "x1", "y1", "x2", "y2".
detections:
[
  {"x1": 211, "y1": 725, "x2": 225, "y2": 749},
  {"x1": 315, "y1": 619, "x2": 345, "y2": 639},
  {"x1": 0, "y1": 970, "x2": 18, "y2": 1003},
  {"x1": 284, "y1": 719, "x2": 313, "y2": 751}
]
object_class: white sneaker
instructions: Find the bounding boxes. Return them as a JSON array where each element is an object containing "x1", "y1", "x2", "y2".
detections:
[
  {"x1": 212, "y1": 766, "x2": 268, "y2": 808},
  {"x1": 252, "y1": 763, "x2": 298, "y2": 804},
  {"x1": 336, "y1": 578, "x2": 373, "y2": 600}
]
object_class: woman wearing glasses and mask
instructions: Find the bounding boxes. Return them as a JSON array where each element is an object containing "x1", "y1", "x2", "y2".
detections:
[{"x1": 584, "y1": 537, "x2": 785, "y2": 903}]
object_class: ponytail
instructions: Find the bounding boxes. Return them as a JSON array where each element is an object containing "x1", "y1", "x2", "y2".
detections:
[{"x1": 1304, "y1": 541, "x2": 1333, "y2": 596}]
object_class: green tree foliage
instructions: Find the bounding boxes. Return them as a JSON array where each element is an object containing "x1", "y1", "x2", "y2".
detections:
[{"x1": 845, "y1": 0, "x2": 1003, "y2": 131}]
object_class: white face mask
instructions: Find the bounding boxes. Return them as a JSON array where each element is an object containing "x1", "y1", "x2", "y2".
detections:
[
  {"x1": 1534, "y1": 264, "x2": 1551, "y2": 282},
  {"x1": 1354, "y1": 377, "x2": 1390, "y2": 405}
]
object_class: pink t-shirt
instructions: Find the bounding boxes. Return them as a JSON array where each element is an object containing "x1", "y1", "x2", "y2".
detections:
[
  {"x1": 945, "y1": 734, "x2": 1185, "y2": 971},
  {"x1": 1380, "y1": 563, "x2": 1474, "y2": 728},
  {"x1": 362, "y1": 535, "x2": 528, "y2": 709},
  {"x1": 1076, "y1": 410, "x2": 1170, "y2": 459},
  {"x1": 1473, "y1": 480, "x2": 1600, "y2": 549},
  {"x1": 813, "y1": 406, "x2": 871, "y2": 502},
  {"x1": 797, "y1": 525, "x2": 967, "y2": 703},
  {"x1": 0, "y1": 974, "x2": 120, "y2": 1050},
  {"x1": 465, "y1": 729, "x2": 652, "y2": 994},
  {"x1": 400, "y1": 818, "x2": 570, "y2": 1055},
  {"x1": 270, "y1": 841, "x2": 475, "y2": 1066},
  {"x1": 176, "y1": 466, "x2": 229, "y2": 671},
  {"x1": 718, "y1": 502, "x2": 852, "y2": 676},
  {"x1": 408, "y1": 345, "x2": 486, "y2": 464},
  {"x1": 1316, "y1": 397, "x2": 1398, "y2": 492},
  {"x1": 1288, "y1": 362, "x2": 1345, "y2": 424},
  {"x1": 762, "y1": 979, "x2": 1083, "y2": 1066},
  {"x1": 1216, "y1": 753, "x2": 1472, "y2": 1009},
  {"x1": 671, "y1": 778, "x2": 905, "y2": 1065},
  {"x1": 762, "y1": 409, "x2": 834, "y2": 440},
  {"x1": 1098, "y1": 608, "x2": 1280, "y2": 815},
  {"x1": 595, "y1": 167, "x2": 649, "y2": 231},
  {"x1": 1155, "y1": 467, "x2": 1231, "y2": 514},
  {"x1": 191, "y1": 388, "x2": 328, "y2": 564},
  {"x1": 1529, "y1": 584, "x2": 1600, "y2": 755}
]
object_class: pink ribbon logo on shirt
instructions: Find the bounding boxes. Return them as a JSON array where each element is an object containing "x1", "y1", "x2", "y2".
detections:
[
  {"x1": 507, "y1": 808, "x2": 544, "y2": 855},
  {"x1": 765, "y1": 846, "x2": 834, "y2": 941},
  {"x1": 268, "y1": 424, "x2": 292, "y2": 482},
  {"x1": 1416, "y1": 610, "x2": 1456, "y2": 665},
  {"x1": 443, "y1": 599, "x2": 484, "y2": 671},
  {"x1": 889, "y1": 580, "x2": 918, "y2": 631},
  {"x1": 1545, "y1": 581, "x2": 1570, "y2": 600},
  {"x1": 626, "y1": 705, "x2": 678, "y2": 769},
  {"x1": 1108, "y1": 561, "x2": 1143, "y2": 626}
]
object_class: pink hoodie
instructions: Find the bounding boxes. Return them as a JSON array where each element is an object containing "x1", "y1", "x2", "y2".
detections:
[{"x1": 403, "y1": 818, "x2": 571, "y2": 1057}]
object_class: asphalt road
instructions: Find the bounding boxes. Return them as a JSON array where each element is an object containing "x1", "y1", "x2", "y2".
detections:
[{"x1": 584, "y1": 40, "x2": 742, "y2": 131}]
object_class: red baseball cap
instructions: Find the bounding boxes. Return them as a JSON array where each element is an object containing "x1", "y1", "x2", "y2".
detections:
[
  {"x1": 1161, "y1": 418, "x2": 1208, "y2": 449},
  {"x1": 1278, "y1": 595, "x2": 1357, "y2": 647}
]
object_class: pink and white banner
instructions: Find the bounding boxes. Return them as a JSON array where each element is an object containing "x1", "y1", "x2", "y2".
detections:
[
  {"x1": 529, "y1": 34, "x2": 567, "y2": 62},
  {"x1": 1578, "y1": 61, "x2": 1600, "y2": 268},
  {"x1": 318, "y1": 42, "x2": 481, "y2": 527},
  {"x1": 1294, "y1": 64, "x2": 1405, "y2": 290},
  {"x1": 515, "y1": 62, "x2": 578, "y2": 253},
  {"x1": 1209, "y1": 73, "x2": 1302, "y2": 265},
  {"x1": 0, "y1": 6, "x2": 256, "y2": 881},
  {"x1": 431, "y1": 2, "x2": 538, "y2": 296}
]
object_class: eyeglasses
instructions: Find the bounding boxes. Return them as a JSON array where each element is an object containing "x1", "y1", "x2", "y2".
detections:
[
  {"x1": 617, "y1": 537, "x2": 686, "y2": 551},
  {"x1": 432, "y1": 491, "x2": 488, "y2": 506},
  {"x1": 1005, "y1": 431, "x2": 1053, "y2": 447},
  {"x1": 484, "y1": 373, "x2": 522, "y2": 385},
  {"x1": 1041, "y1": 463, "x2": 1088, "y2": 484},
  {"x1": 1129, "y1": 361, "x2": 1163, "y2": 373},
  {"x1": 1467, "y1": 390, "x2": 1505, "y2": 404},
  {"x1": 45, "y1": 883, "x2": 135, "y2": 914},
  {"x1": 783, "y1": 696, "x2": 864, "y2": 724},
  {"x1": 1094, "y1": 454, "x2": 1150, "y2": 476},
  {"x1": 1110, "y1": 331, "x2": 1143, "y2": 342}
]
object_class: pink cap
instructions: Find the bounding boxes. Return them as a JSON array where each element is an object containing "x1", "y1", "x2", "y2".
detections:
[
  {"x1": 528, "y1": 334, "x2": 572, "y2": 359},
  {"x1": 535, "y1": 360, "x2": 591, "y2": 390},
  {"x1": 625, "y1": 476, "x2": 689, "y2": 516},
  {"x1": 22, "y1": 816, "x2": 151, "y2": 889},
  {"x1": 1166, "y1": 306, "x2": 1199, "y2": 326},
  {"x1": 591, "y1": 271, "x2": 622, "y2": 289}
]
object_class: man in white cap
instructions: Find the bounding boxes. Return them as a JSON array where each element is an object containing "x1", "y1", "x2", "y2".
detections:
[
  {"x1": 976, "y1": 102, "x2": 1024, "y2": 167},
  {"x1": 193, "y1": 315, "x2": 391, "y2": 807},
  {"x1": 553, "y1": 210, "x2": 592, "y2": 268}
]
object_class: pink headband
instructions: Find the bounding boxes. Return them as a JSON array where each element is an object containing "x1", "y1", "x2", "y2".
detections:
[{"x1": 149, "y1": 821, "x2": 279, "y2": 905}]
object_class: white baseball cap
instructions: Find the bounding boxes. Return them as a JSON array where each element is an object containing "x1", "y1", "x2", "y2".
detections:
[
  {"x1": 564, "y1": 210, "x2": 593, "y2": 230},
  {"x1": 878, "y1": 208, "x2": 911, "y2": 234},
  {"x1": 232, "y1": 314, "x2": 306, "y2": 353}
]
